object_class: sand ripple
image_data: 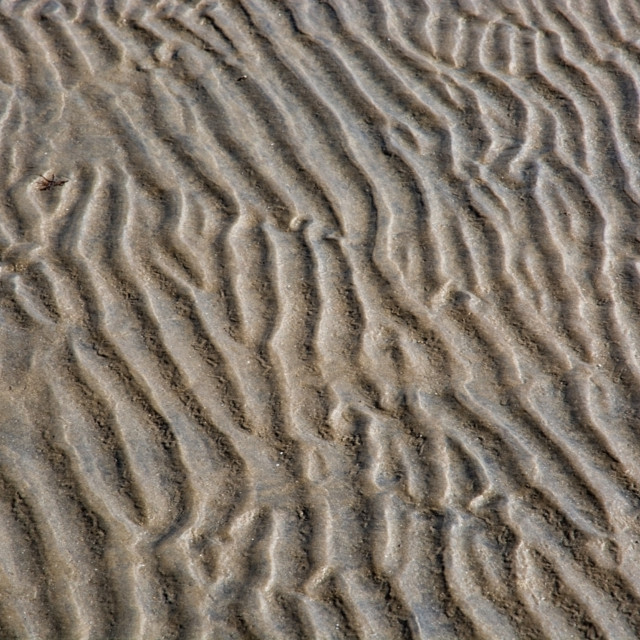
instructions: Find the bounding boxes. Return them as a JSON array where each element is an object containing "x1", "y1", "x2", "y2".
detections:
[{"x1": 1, "y1": 1, "x2": 640, "y2": 638}]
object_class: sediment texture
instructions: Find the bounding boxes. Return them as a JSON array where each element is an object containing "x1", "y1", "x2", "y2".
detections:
[{"x1": 2, "y1": 1, "x2": 640, "y2": 638}]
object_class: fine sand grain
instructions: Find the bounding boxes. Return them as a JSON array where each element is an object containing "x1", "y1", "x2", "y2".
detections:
[{"x1": 2, "y1": 1, "x2": 640, "y2": 638}]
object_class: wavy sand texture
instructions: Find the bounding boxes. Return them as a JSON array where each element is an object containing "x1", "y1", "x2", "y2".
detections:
[{"x1": 1, "y1": 0, "x2": 640, "y2": 638}]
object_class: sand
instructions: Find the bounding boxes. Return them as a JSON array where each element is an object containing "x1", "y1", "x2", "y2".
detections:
[{"x1": 1, "y1": 0, "x2": 640, "y2": 638}]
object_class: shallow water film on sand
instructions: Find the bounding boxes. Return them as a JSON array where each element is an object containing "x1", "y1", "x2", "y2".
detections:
[{"x1": 2, "y1": 0, "x2": 640, "y2": 638}]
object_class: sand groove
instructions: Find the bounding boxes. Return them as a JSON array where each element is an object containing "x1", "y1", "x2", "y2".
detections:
[{"x1": 2, "y1": 0, "x2": 640, "y2": 638}]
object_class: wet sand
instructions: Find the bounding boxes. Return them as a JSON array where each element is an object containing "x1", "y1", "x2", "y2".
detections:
[{"x1": 2, "y1": 1, "x2": 640, "y2": 638}]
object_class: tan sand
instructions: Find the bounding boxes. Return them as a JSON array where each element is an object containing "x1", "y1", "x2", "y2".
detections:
[{"x1": 0, "y1": 1, "x2": 639, "y2": 638}]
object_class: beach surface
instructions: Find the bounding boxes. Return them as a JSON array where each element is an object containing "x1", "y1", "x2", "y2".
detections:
[{"x1": 2, "y1": 1, "x2": 640, "y2": 638}]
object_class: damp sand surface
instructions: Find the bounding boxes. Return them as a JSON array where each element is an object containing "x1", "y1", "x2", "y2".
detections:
[{"x1": 2, "y1": 1, "x2": 640, "y2": 638}]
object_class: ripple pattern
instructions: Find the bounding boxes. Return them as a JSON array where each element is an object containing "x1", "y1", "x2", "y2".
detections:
[{"x1": 2, "y1": 1, "x2": 640, "y2": 638}]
